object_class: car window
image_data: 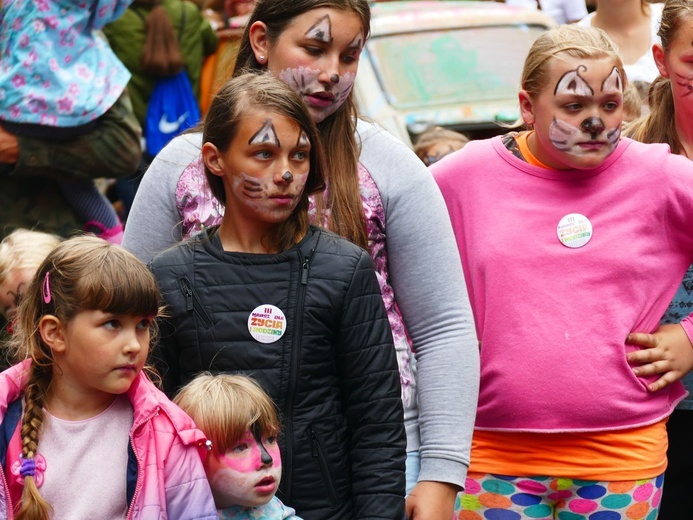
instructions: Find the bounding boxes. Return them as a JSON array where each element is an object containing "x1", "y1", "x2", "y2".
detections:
[{"x1": 365, "y1": 24, "x2": 548, "y2": 110}]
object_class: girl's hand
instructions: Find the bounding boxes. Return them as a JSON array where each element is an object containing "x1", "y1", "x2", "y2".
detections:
[
  {"x1": 405, "y1": 481, "x2": 459, "y2": 520},
  {"x1": 626, "y1": 323, "x2": 693, "y2": 392}
]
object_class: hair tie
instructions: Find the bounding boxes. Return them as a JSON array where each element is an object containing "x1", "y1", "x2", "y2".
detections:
[
  {"x1": 42, "y1": 272, "x2": 51, "y2": 304},
  {"x1": 19, "y1": 457, "x2": 36, "y2": 478}
]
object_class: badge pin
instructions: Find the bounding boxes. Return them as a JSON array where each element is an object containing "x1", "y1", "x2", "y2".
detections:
[
  {"x1": 557, "y1": 213, "x2": 593, "y2": 249},
  {"x1": 248, "y1": 304, "x2": 287, "y2": 343}
]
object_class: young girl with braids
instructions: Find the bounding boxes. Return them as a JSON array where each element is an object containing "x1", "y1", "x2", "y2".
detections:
[
  {"x1": 0, "y1": 236, "x2": 216, "y2": 519},
  {"x1": 624, "y1": 1, "x2": 693, "y2": 517}
]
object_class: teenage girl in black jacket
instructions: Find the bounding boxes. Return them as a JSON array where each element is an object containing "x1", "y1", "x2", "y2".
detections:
[{"x1": 150, "y1": 73, "x2": 406, "y2": 520}]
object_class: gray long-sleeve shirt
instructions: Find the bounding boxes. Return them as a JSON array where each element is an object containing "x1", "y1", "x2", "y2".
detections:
[{"x1": 123, "y1": 120, "x2": 479, "y2": 488}]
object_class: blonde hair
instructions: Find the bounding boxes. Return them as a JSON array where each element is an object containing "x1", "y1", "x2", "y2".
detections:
[
  {"x1": 413, "y1": 127, "x2": 469, "y2": 165},
  {"x1": 0, "y1": 230, "x2": 61, "y2": 293},
  {"x1": 624, "y1": 0, "x2": 693, "y2": 155},
  {"x1": 521, "y1": 25, "x2": 627, "y2": 100},
  {"x1": 622, "y1": 82, "x2": 643, "y2": 122},
  {"x1": 10, "y1": 236, "x2": 161, "y2": 520},
  {"x1": 174, "y1": 373, "x2": 280, "y2": 456}
]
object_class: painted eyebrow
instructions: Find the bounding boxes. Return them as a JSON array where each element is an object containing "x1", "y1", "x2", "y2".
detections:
[
  {"x1": 296, "y1": 130, "x2": 310, "y2": 147},
  {"x1": 347, "y1": 34, "x2": 363, "y2": 49},
  {"x1": 248, "y1": 119, "x2": 280, "y2": 147},
  {"x1": 601, "y1": 67, "x2": 622, "y2": 92},
  {"x1": 554, "y1": 65, "x2": 594, "y2": 97},
  {"x1": 304, "y1": 14, "x2": 331, "y2": 43}
]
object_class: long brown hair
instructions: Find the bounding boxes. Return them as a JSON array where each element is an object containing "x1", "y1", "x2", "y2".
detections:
[
  {"x1": 204, "y1": 72, "x2": 327, "y2": 252},
  {"x1": 233, "y1": 0, "x2": 371, "y2": 250},
  {"x1": 139, "y1": 0, "x2": 185, "y2": 77},
  {"x1": 10, "y1": 237, "x2": 161, "y2": 520},
  {"x1": 623, "y1": 0, "x2": 693, "y2": 156}
]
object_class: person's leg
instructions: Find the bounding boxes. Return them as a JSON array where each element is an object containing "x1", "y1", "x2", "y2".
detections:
[
  {"x1": 456, "y1": 473, "x2": 554, "y2": 519},
  {"x1": 556, "y1": 476, "x2": 663, "y2": 520},
  {"x1": 58, "y1": 180, "x2": 123, "y2": 243},
  {"x1": 658, "y1": 409, "x2": 693, "y2": 519},
  {"x1": 12, "y1": 89, "x2": 142, "y2": 182}
]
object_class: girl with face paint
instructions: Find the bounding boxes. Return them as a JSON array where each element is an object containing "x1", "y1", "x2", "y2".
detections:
[
  {"x1": 150, "y1": 72, "x2": 407, "y2": 519},
  {"x1": 624, "y1": 2, "x2": 693, "y2": 518},
  {"x1": 175, "y1": 374, "x2": 301, "y2": 519},
  {"x1": 433, "y1": 24, "x2": 693, "y2": 520},
  {"x1": 124, "y1": 1, "x2": 480, "y2": 518}
]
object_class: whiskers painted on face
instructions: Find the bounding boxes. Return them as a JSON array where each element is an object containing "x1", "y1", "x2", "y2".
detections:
[
  {"x1": 675, "y1": 72, "x2": 693, "y2": 97},
  {"x1": 237, "y1": 175, "x2": 265, "y2": 199}
]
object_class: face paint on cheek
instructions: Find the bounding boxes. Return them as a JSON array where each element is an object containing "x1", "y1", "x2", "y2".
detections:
[
  {"x1": 549, "y1": 117, "x2": 582, "y2": 152},
  {"x1": 319, "y1": 71, "x2": 356, "y2": 121},
  {"x1": 278, "y1": 67, "x2": 322, "y2": 95},
  {"x1": 234, "y1": 173, "x2": 268, "y2": 201},
  {"x1": 674, "y1": 72, "x2": 693, "y2": 97},
  {"x1": 291, "y1": 172, "x2": 309, "y2": 194},
  {"x1": 549, "y1": 117, "x2": 620, "y2": 157}
]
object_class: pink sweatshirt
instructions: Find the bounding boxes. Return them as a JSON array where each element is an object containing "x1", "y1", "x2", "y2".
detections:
[{"x1": 433, "y1": 136, "x2": 693, "y2": 432}]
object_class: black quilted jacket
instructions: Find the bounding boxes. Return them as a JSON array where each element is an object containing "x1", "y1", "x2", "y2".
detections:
[{"x1": 150, "y1": 226, "x2": 406, "y2": 519}]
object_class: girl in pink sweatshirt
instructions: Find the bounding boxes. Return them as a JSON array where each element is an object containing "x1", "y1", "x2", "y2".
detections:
[{"x1": 433, "y1": 24, "x2": 693, "y2": 520}]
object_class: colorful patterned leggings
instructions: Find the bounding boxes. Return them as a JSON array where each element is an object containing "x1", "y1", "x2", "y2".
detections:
[{"x1": 456, "y1": 473, "x2": 664, "y2": 520}]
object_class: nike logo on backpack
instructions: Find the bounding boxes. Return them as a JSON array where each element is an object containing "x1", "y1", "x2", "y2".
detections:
[{"x1": 159, "y1": 112, "x2": 189, "y2": 134}]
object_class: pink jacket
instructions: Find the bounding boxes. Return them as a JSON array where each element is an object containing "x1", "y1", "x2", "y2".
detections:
[{"x1": 0, "y1": 360, "x2": 217, "y2": 519}]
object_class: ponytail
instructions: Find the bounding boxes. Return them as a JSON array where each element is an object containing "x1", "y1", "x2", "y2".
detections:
[
  {"x1": 624, "y1": 76, "x2": 682, "y2": 155},
  {"x1": 15, "y1": 363, "x2": 52, "y2": 520},
  {"x1": 140, "y1": 2, "x2": 185, "y2": 77}
]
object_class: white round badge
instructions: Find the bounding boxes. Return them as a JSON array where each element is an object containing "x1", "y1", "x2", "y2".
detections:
[
  {"x1": 556, "y1": 213, "x2": 593, "y2": 249},
  {"x1": 247, "y1": 304, "x2": 287, "y2": 344}
]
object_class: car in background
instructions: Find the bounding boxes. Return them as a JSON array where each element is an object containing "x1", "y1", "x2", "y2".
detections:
[{"x1": 355, "y1": 1, "x2": 556, "y2": 146}]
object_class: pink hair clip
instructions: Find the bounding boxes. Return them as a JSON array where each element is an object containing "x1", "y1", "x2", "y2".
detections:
[{"x1": 42, "y1": 272, "x2": 51, "y2": 304}]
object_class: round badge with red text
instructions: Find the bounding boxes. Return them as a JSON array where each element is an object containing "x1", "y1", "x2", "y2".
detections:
[{"x1": 247, "y1": 305, "x2": 287, "y2": 343}]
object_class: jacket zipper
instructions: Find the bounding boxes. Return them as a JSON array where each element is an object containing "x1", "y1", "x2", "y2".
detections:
[
  {"x1": 283, "y1": 248, "x2": 313, "y2": 503},
  {"x1": 2, "y1": 461, "x2": 13, "y2": 519},
  {"x1": 179, "y1": 277, "x2": 213, "y2": 328},
  {"x1": 309, "y1": 426, "x2": 338, "y2": 507},
  {"x1": 125, "y1": 406, "x2": 160, "y2": 519}
]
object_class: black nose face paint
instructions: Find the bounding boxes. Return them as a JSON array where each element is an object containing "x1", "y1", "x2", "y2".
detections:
[
  {"x1": 580, "y1": 117, "x2": 605, "y2": 138},
  {"x1": 330, "y1": 74, "x2": 339, "y2": 84},
  {"x1": 252, "y1": 424, "x2": 274, "y2": 465},
  {"x1": 282, "y1": 171, "x2": 293, "y2": 182}
]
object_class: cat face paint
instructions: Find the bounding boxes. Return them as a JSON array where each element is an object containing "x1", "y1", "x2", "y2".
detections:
[
  {"x1": 249, "y1": 119, "x2": 280, "y2": 147},
  {"x1": 205, "y1": 429, "x2": 282, "y2": 508},
  {"x1": 528, "y1": 57, "x2": 623, "y2": 170},
  {"x1": 211, "y1": 110, "x2": 311, "y2": 230},
  {"x1": 305, "y1": 14, "x2": 331, "y2": 43},
  {"x1": 278, "y1": 67, "x2": 356, "y2": 122},
  {"x1": 655, "y1": 20, "x2": 693, "y2": 111},
  {"x1": 265, "y1": 7, "x2": 365, "y2": 123}
]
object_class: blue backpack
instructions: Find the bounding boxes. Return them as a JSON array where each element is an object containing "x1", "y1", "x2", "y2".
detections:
[
  {"x1": 141, "y1": 5, "x2": 201, "y2": 157},
  {"x1": 144, "y1": 71, "x2": 200, "y2": 157}
]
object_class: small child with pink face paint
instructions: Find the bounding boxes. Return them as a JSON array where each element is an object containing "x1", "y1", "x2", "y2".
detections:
[{"x1": 174, "y1": 373, "x2": 302, "y2": 520}]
